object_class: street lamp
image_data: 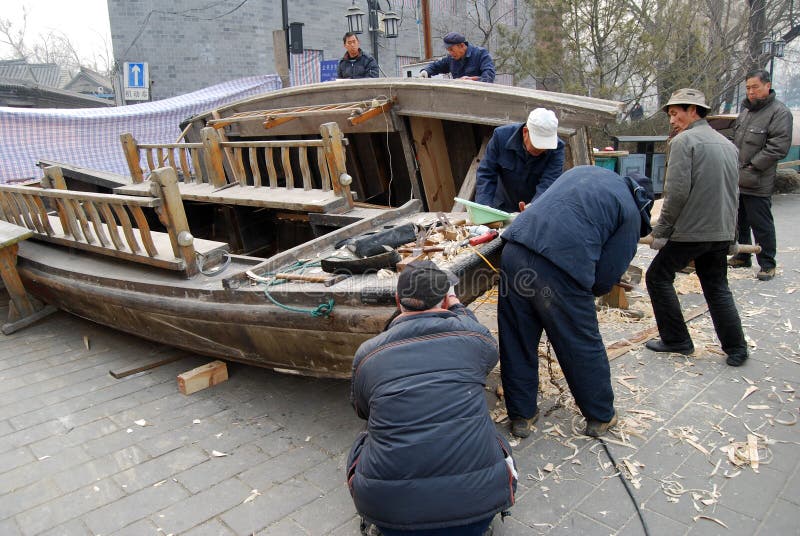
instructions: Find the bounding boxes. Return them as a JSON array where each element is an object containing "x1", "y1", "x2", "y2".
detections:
[
  {"x1": 344, "y1": 0, "x2": 400, "y2": 70},
  {"x1": 761, "y1": 34, "x2": 786, "y2": 80}
]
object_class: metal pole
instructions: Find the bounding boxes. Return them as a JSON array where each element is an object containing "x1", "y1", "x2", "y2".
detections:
[
  {"x1": 769, "y1": 55, "x2": 775, "y2": 80},
  {"x1": 369, "y1": 0, "x2": 380, "y2": 68},
  {"x1": 282, "y1": 0, "x2": 290, "y2": 69}
]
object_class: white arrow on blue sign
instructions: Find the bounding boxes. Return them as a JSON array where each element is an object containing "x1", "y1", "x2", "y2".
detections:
[{"x1": 124, "y1": 62, "x2": 147, "y2": 88}]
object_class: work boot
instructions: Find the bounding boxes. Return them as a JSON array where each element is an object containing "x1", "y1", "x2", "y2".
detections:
[
  {"x1": 726, "y1": 352, "x2": 748, "y2": 367},
  {"x1": 585, "y1": 412, "x2": 618, "y2": 438},
  {"x1": 645, "y1": 339, "x2": 694, "y2": 355},
  {"x1": 757, "y1": 268, "x2": 776, "y2": 281},
  {"x1": 728, "y1": 257, "x2": 752, "y2": 268},
  {"x1": 510, "y1": 410, "x2": 539, "y2": 438}
]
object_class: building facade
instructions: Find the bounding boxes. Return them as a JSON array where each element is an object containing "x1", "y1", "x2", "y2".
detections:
[{"x1": 107, "y1": 0, "x2": 520, "y2": 100}]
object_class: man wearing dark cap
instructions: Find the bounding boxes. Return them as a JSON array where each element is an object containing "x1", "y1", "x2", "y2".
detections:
[
  {"x1": 499, "y1": 166, "x2": 653, "y2": 439},
  {"x1": 419, "y1": 32, "x2": 495, "y2": 82},
  {"x1": 348, "y1": 260, "x2": 516, "y2": 535},
  {"x1": 645, "y1": 88, "x2": 749, "y2": 367}
]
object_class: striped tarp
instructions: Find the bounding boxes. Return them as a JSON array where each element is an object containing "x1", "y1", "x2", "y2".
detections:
[
  {"x1": 0, "y1": 74, "x2": 282, "y2": 183},
  {"x1": 290, "y1": 50, "x2": 323, "y2": 87}
]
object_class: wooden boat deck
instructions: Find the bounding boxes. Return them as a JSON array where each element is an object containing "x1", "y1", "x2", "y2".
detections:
[{"x1": 114, "y1": 181, "x2": 349, "y2": 213}]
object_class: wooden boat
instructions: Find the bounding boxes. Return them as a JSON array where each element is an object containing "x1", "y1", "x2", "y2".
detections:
[{"x1": 0, "y1": 79, "x2": 621, "y2": 378}]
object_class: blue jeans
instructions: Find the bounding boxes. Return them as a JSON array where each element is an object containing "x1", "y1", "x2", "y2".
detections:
[{"x1": 377, "y1": 516, "x2": 493, "y2": 536}]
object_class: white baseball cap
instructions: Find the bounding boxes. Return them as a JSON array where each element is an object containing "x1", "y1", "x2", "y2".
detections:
[{"x1": 526, "y1": 108, "x2": 559, "y2": 150}]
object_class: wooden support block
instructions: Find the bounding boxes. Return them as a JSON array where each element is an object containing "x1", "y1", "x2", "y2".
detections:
[
  {"x1": 598, "y1": 284, "x2": 629, "y2": 310},
  {"x1": 177, "y1": 360, "x2": 228, "y2": 395}
]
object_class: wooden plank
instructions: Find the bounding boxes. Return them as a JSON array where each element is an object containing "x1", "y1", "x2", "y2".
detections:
[
  {"x1": 299, "y1": 146, "x2": 312, "y2": 190},
  {"x1": 109, "y1": 353, "x2": 186, "y2": 379},
  {"x1": 201, "y1": 127, "x2": 229, "y2": 188},
  {"x1": 84, "y1": 201, "x2": 111, "y2": 247},
  {"x1": 409, "y1": 116, "x2": 456, "y2": 212},
  {"x1": 249, "y1": 147, "x2": 262, "y2": 187},
  {"x1": 266, "y1": 147, "x2": 279, "y2": 188},
  {"x1": 453, "y1": 136, "x2": 489, "y2": 211},
  {"x1": 320, "y1": 122, "x2": 355, "y2": 211},
  {"x1": 281, "y1": 147, "x2": 294, "y2": 189},
  {"x1": 0, "y1": 242, "x2": 37, "y2": 320},
  {"x1": 120, "y1": 133, "x2": 144, "y2": 183},
  {"x1": 177, "y1": 360, "x2": 228, "y2": 395},
  {"x1": 348, "y1": 99, "x2": 396, "y2": 126},
  {"x1": 37, "y1": 160, "x2": 130, "y2": 190}
]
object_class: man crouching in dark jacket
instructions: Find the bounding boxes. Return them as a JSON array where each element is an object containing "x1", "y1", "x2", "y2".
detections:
[{"x1": 348, "y1": 260, "x2": 517, "y2": 536}]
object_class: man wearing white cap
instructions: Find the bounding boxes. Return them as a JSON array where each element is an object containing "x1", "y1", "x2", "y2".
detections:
[{"x1": 475, "y1": 108, "x2": 565, "y2": 212}]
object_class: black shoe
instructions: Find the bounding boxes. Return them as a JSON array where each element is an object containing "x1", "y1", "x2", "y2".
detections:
[
  {"x1": 645, "y1": 339, "x2": 694, "y2": 355},
  {"x1": 585, "y1": 412, "x2": 618, "y2": 437},
  {"x1": 510, "y1": 410, "x2": 539, "y2": 438},
  {"x1": 728, "y1": 257, "x2": 752, "y2": 268},
  {"x1": 726, "y1": 353, "x2": 748, "y2": 367},
  {"x1": 757, "y1": 268, "x2": 775, "y2": 281}
]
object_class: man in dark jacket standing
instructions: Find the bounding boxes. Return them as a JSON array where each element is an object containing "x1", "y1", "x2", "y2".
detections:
[
  {"x1": 419, "y1": 32, "x2": 495, "y2": 82},
  {"x1": 348, "y1": 260, "x2": 516, "y2": 535},
  {"x1": 646, "y1": 88, "x2": 749, "y2": 367},
  {"x1": 499, "y1": 166, "x2": 652, "y2": 438},
  {"x1": 337, "y1": 32, "x2": 379, "y2": 79},
  {"x1": 729, "y1": 69, "x2": 793, "y2": 281},
  {"x1": 475, "y1": 108, "x2": 565, "y2": 212}
]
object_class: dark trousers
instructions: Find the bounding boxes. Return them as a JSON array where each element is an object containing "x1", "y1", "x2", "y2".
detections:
[
  {"x1": 498, "y1": 242, "x2": 615, "y2": 423},
  {"x1": 646, "y1": 241, "x2": 747, "y2": 357},
  {"x1": 736, "y1": 194, "x2": 776, "y2": 270}
]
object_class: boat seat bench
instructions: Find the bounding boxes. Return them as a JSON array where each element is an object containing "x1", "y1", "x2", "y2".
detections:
[
  {"x1": 119, "y1": 122, "x2": 354, "y2": 214},
  {"x1": 0, "y1": 167, "x2": 227, "y2": 278}
]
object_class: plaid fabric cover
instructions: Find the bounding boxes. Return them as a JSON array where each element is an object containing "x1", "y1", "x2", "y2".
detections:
[{"x1": 0, "y1": 74, "x2": 282, "y2": 183}]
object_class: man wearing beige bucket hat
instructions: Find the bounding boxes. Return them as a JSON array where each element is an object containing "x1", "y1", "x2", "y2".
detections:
[{"x1": 644, "y1": 88, "x2": 749, "y2": 367}]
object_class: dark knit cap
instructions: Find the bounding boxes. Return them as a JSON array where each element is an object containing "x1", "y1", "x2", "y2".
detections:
[
  {"x1": 442, "y1": 32, "x2": 466, "y2": 46},
  {"x1": 396, "y1": 260, "x2": 459, "y2": 311}
]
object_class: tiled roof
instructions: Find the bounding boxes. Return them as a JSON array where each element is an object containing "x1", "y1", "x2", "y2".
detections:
[{"x1": 0, "y1": 60, "x2": 69, "y2": 88}]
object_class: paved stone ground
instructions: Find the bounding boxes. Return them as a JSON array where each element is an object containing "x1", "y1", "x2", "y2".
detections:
[{"x1": 0, "y1": 195, "x2": 798, "y2": 536}]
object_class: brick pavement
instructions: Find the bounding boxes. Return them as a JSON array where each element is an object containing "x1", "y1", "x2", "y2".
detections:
[{"x1": 0, "y1": 194, "x2": 797, "y2": 535}]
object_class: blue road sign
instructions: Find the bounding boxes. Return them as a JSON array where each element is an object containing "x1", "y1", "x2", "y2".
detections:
[
  {"x1": 320, "y1": 60, "x2": 338, "y2": 82},
  {"x1": 126, "y1": 62, "x2": 146, "y2": 88}
]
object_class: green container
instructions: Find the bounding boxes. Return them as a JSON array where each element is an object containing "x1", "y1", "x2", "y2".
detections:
[{"x1": 594, "y1": 157, "x2": 617, "y2": 171}]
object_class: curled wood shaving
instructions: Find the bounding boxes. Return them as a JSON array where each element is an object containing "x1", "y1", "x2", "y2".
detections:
[
  {"x1": 739, "y1": 385, "x2": 759, "y2": 402},
  {"x1": 747, "y1": 434, "x2": 760, "y2": 471},
  {"x1": 693, "y1": 515, "x2": 728, "y2": 528}
]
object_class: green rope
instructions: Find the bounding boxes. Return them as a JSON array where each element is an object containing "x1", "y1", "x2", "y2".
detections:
[
  {"x1": 262, "y1": 284, "x2": 335, "y2": 318},
  {"x1": 254, "y1": 259, "x2": 341, "y2": 317}
]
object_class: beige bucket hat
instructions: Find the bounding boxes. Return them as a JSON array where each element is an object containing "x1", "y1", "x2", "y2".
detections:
[{"x1": 661, "y1": 88, "x2": 710, "y2": 112}]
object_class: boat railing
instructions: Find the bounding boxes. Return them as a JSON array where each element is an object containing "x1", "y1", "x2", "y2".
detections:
[
  {"x1": 0, "y1": 166, "x2": 227, "y2": 277},
  {"x1": 119, "y1": 122, "x2": 354, "y2": 213}
]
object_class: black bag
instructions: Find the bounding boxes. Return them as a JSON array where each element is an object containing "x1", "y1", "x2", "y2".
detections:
[{"x1": 350, "y1": 223, "x2": 417, "y2": 258}]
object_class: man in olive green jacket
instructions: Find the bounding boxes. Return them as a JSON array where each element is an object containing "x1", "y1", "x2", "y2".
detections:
[
  {"x1": 729, "y1": 69, "x2": 793, "y2": 281},
  {"x1": 645, "y1": 88, "x2": 748, "y2": 367}
]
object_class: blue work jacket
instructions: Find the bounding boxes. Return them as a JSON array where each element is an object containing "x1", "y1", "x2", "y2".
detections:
[
  {"x1": 502, "y1": 166, "x2": 641, "y2": 296},
  {"x1": 422, "y1": 43, "x2": 495, "y2": 83},
  {"x1": 348, "y1": 304, "x2": 516, "y2": 531},
  {"x1": 475, "y1": 123, "x2": 565, "y2": 212}
]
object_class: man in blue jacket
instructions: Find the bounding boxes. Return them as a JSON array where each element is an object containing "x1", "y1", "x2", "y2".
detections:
[
  {"x1": 348, "y1": 260, "x2": 516, "y2": 535},
  {"x1": 419, "y1": 32, "x2": 495, "y2": 82},
  {"x1": 475, "y1": 108, "x2": 565, "y2": 212},
  {"x1": 498, "y1": 166, "x2": 652, "y2": 438},
  {"x1": 337, "y1": 32, "x2": 379, "y2": 79}
]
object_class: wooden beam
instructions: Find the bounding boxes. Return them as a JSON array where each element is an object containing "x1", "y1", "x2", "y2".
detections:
[
  {"x1": 409, "y1": 116, "x2": 456, "y2": 212},
  {"x1": 453, "y1": 136, "x2": 489, "y2": 211}
]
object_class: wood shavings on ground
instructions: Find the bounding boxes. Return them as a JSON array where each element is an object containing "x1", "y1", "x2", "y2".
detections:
[
  {"x1": 718, "y1": 435, "x2": 773, "y2": 471},
  {"x1": 660, "y1": 478, "x2": 721, "y2": 510},
  {"x1": 693, "y1": 515, "x2": 728, "y2": 528},
  {"x1": 666, "y1": 427, "x2": 713, "y2": 456}
]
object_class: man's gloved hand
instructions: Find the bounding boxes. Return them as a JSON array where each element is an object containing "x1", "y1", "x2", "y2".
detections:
[
  {"x1": 418, "y1": 70, "x2": 429, "y2": 78},
  {"x1": 650, "y1": 237, "x2": 667, "y2": 250}
]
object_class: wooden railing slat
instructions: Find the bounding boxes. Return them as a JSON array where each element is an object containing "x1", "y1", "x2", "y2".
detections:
[
  {"x1": 299, "y1": 146, "x2": 312, "y2": 191},
  {"x1": 30, "y1": 196, "x2": 55, "y2": 235},
  {"x1": 179, "y1": 148, "x2": 192, "y2": 182},
  {"x1": 111, "y1": 204, "x2": 141, "y2": 253},
  {"x1": 20, "y1": 194, "x2": 46, "y2": 234},
  {"x1": 281, "y1": 147, "x2": 294, "y2": 190},
  {"x1": 71, "y1": 199, "x2": 96, "y2": 244},
  {"x1": 191, "y1": 148, "x2": 205, "y2": 184},
  {"x1": 249, "y1": 147, "x2": 262, "y2": 187},
  {"x1": 129, "y1": 206, "x2": 158, "y2": 257},
  {"x1": 316, "y1": 147, "x2": 332, "y2": 191},
  {"x1": 266, "y1": 147, "x2": 278, "y2": 189},
  {"x1": 99, "y1": 203, "x2": 125, "y2": 250},
  {"x1": 84, "y1": 201, "x2": 111, "y2": 247},
  {"x1": 146, "y1": 149, "x2": 156, "y2": 172}
]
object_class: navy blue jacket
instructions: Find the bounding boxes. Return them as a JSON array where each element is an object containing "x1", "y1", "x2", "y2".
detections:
[
  {"x1": 348, "y1": 304, "x2": 516, "y2": 531},
  {"x1": 337, "y1": 50, "x2": 379, "y2": 79},
  {"x1": 476, "y1": 123, "x2": 565, "y2": 212},
  {"x1": 502, "y1": 166, "x2": 640, "y2": 296},
  {"x1": 422, "y1": 43, "x2": 495, "y2": 83}
]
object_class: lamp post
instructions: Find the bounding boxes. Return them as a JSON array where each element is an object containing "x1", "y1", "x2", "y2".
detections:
[
  {"x1": 761, "y1": 34, "x2": 786, "y2": 80},
  {"x1": 344, "y1": 0, "x2": 400, "y2": 72}
]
